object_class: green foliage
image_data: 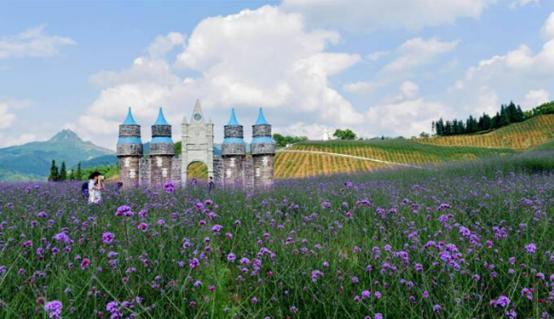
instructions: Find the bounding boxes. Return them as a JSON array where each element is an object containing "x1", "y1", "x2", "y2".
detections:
[
  {"x1": 59, "y1": 162, "x2": 67, "y2": 181},
  {"x1": 48, "y1": 160, "x2": 59, "y2": 181},
  {"x1": 332, "y1": 129, "x2": 357, "y2": 140},
  {"x1": 272, "y1": 133, "x2": 308, "y2": 148},
  {"x1": 80, "y1": 164, "x2": 119, "y2": 181},
  {"x1": 175, "y1": 141, "x2": 182, "y2": 155}
]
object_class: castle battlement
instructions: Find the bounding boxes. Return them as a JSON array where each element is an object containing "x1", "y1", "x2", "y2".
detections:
[{"x1": 116, "y1": 100, "x2": 275, "y2": 190}]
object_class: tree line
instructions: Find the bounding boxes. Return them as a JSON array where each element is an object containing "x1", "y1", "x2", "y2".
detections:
[
  {"x1": 432, "y1": 101, "x2": 554, "y2": 136},
  {"x1": 48, "y1": 160, "x2": 82, "y2": 181}
]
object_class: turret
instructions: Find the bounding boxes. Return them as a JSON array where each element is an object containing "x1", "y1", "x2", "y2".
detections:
[
  {"x1": 251, "y1": 108, "x2": 275, "y2": 188},
  {"x1": 221, "y1": 108, "x2": 246, "y2": 187},
  {"x1": 117, "y1": 107, "x2": 143, "y2": 188},
  {"x1": 149, "y1": 107, "x2": 175, "y2": 186}
]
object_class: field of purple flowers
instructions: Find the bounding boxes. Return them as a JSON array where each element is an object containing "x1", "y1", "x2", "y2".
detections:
[{"x1": 0, "y1": 155, "x2": 553, "y2": 318}]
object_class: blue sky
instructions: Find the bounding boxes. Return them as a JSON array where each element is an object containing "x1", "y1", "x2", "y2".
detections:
[{"x1": 1, "y1": 0, "x2": 553, "y2": 149}]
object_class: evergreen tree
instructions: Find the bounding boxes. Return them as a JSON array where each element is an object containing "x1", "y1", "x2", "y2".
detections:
[
  {"x1": 76, "y1": 162, "x2": 82, "y2": 180},
  {"x1": 48, "y1": 160, "x2": 59, "y2": 181},
  {"x1": 59, "y1": 162, "x2": 67, "y2": 181}
]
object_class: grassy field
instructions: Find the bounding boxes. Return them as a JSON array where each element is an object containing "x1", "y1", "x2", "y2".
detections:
[{"x1": 418, "y1": 114, "x2": 554, "y2": 150}]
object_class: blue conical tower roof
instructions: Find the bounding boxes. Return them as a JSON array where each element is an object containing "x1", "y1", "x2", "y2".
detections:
[
  {"x1": 154, "y1": 107, "x2": 169, "y2": 125},
  {"x1": 255, "y1": 108, "x2": 269, "y2": 125},
  {"x1": 122, "y1": 107, "x2": 138, "y2": 125},
  {"x1": 227, "y1": 108, "x2": 240, "y2": 126}
]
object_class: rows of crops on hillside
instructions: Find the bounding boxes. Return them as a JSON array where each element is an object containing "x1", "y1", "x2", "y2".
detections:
[
  {"x1": 419, "y1": 114, "x2": 554, "y2": 150},
  {"x1": 274, "y1": 152, "x2": 387, "y2": 178},
  {"x1": 285, "y1": 139, "x2": 512, "y2": 166}
]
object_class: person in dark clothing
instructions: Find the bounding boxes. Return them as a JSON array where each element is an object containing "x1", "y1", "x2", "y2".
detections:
[{"x1": 208, "y1": 176, "x2": 215, "y2": 193}]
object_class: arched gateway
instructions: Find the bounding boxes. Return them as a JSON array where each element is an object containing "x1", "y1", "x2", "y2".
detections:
[{"x1": 181, "y1": 99, "x2": 214, "y2": 182}]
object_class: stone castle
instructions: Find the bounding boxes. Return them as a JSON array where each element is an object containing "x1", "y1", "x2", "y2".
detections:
[{"x1": 116, "y1": 100, "x2": 276, "y2": 189}]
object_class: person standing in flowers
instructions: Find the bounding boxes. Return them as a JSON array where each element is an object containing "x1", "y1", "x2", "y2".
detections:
[
  {"x1": 208, "y1": 176, "x2": 215, "y2": 193},
  {"x1": 88, "y1": 171, "x2": 104, "y2": 204}
]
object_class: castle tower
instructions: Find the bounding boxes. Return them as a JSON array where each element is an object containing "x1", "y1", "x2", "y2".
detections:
[
  {"x1": 251, "y1": 108, "x2": 276, "y2": 189},
  {"x1": 181, "y1": 99, "x2": 214, "y2": 184},
  {"x1": 149, "y1": 107, "x2": 175, "y2": 186},
  {"x1": 117, "y1": 107, "x2": 143, "y2": 188},
  {"x1": 221, "y1": 108, "x2": 246, "y2": 188}
]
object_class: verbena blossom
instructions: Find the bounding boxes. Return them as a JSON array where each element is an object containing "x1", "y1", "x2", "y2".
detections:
[
  {"x1": 44, "y1": 300, "x2": 63, "y2": 319},
  {"x1": 102, "y1": 232, "x2": 115, "y2": 244}
]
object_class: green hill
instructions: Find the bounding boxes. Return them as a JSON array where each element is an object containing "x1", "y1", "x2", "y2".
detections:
[{"x1": 0, "y1": 130, "x2": 114, "y2": 181}]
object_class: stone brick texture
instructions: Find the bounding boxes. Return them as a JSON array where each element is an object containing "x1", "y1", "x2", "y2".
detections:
[
  {"x1": 119, "y1": 157, "x2": 140, "y2": 189},
  {"x1": 224, "y1": 125, "x2": 244, "y2": 138},
  {"x1": 253, "y1": 155, "x2": 274, "y2": 189},
  {"x1": 251, "y1": 143, "x2": 276, "y2": 155},
  {"x1": 117, "y1": 144, "x2": 143, "y2": 157},
  {"x1": 221, "y1": 143, "x2": 246, "y2": 156},
  {"x1": 119, "y1": 125, "x2": 141, "y2": 137},
  {"x1": 150, "y1": 143, "x2": 175, "y2": 156},
  {"x1": 252, "y1": 124, "x2": 271, "y2": 137},
  {"x1": 152, "y1": 125, "x2": 172, "y2": 137}
]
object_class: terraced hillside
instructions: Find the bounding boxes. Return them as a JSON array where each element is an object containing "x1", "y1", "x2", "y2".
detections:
[
  {"x1": 419, "y1": 114, "x2": 554, "y2": 150},
  {"x1": 274, "y1": 139, "x2": 514, "y2": 178}
]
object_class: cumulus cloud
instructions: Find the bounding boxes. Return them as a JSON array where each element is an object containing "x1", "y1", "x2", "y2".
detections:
[
  {"x1": 0, "y1": 25, "x2": 75, "y2": 59},
  {"x1": 343, "y1": 81, "x2": 375, "y2": 94},
  {"x1": 76, "y1": 6, "x2": 364, "y2": 148},
  {"x1": 450, "y1": 12, "x2": 554, "y2": 115},
  {"x1": 366, "y1": 82, "x2": 447, "y2": 137},
  {"x1": 281, "y1": 0, "x2": 494, "y2": 31},
  {"x1": 522, "y1": 89, "x2": 550, "y2": 109},
  {"x1": 382, "y1": 37, "x2": 459, "y2": 75},
  {"x1": 542, "y1": 12, "x2": 554, "y2": 40},
  {"x1": 0, "y1": 102, "x2": 16, "y2": 129}
]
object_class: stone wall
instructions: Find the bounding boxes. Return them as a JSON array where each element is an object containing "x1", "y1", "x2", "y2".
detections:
[
  {"x1": 119, "y1": 124, "x2": 141, "y2": 137},
  {"x1": 252, "y1": 124, "x2": 271, "y2": 137},
  {"x1": 150, "y1": 143, "x2": 175, "y2": 156},
  {"x1": 172, "y1": 156, "x2": 182, "y2": 186},
  {"x1": 222, "y1": 156, "x2": 244, "y2": 188},
  {"x1": 139, "y1": 158, "x2": 150, "y2": 187},
  {"x1": 150, "y1": 155, "x2": 173, "y2": 187},
  {"x1": 243, "y1": 155, "x2": 254, "y2": 191},
  {"x1": 117, "y1": 144, "x2": 143, "y2": 157},
  {"x1": 221, "y1": 143, "x2": 246, "y2": 156},
  {"x1": 251, "y1": 143, "x2": 276, "y2": 155},
  {"x1": 119, "y1": 156, "x2": 140, "y2": 189},
  {"x1": 253, "y1": 155, "x2": 274, "y2": 189},
  {"x1": 224, "y1": 125, "x2": 243, "y2": 138},
  {"x1": 213, "y1": 157, "x2": 223, "y2": 185},
  {"x1": 152, "y1": 125, "x2": 171, "y2": 137}
]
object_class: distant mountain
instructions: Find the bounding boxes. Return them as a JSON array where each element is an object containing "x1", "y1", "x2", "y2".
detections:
[{"x1": 0, "y1": 129, "x2": 114, "y2": 181}]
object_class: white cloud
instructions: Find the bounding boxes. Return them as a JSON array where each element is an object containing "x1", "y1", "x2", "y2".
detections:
[
  {"x1": 281, "y1": 0, "x2": 494, "y2": 31},
  {"x1": 0, "y1": 25, "x2": 75, "y2": 59},
  {"x1": 147, "y1": 32, "x2": 186, "y2": 58},
  {"x1": 366, "y1": 82, "x2": 447, "y2": 137},
  {"x1": 0, "y1": 133, "x2": 37, "y2": 148},
  {"x1": 510, "y1": 0, "x2": 540, "y2": 9},
  {"x1": 77, "y1": 5, "x2": 365, "y2": 148},
  {"x1": 0, "y1": 102, "x2": 16, "y2": 129},
  {"x1": 542, "y1": 12, "x2": 554, "y2": 40},
  {"x1": 343, "y1": 81, "x2": 375, "y2": 94},
  {"x1": 383, "y1": 37, "x2": 459, "y2": 74},
  {"x1": 366, "y1": 50, "x2": 389, "y2": 61},
  {"x1": 450, "y1": 12, "x2": 554, "y2": 114},
  {"x1": 522, "y1": 89, "x2": 550, "y2": 109}
]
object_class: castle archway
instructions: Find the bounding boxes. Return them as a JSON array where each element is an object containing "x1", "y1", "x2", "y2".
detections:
[{"x1": 186, "y1": 161, "x2": 208, "y2": 181}]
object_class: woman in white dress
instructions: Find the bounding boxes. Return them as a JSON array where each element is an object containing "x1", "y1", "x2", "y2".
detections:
[{"x1": 88, "y1": 172, "x2": 104, "y2": 204}]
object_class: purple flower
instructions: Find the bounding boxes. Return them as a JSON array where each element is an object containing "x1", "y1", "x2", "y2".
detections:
[
  {"x1": 433, "y1": 304, "x2": 442, "y2": 312},
  {"x1": 44, "y1": 300, "x2": 63, "y2": 319},
  {"x1": 361, "y1": 290, "x2": 371, "y2": 299},
  {"x1": 80, "y1": 258, "x2": 91, "y2": 270},
  {"x1": 189, "y1": 258, "x2": 200, "y2": 269},
  {"x1": 164, "y1": 181, "x2": 176, "y2": 193},
  {"x1": 521, "y1": 288, "x2": 533, "y2": 300},
  {"x1": 374, "y1": 291, "x2": 382, "y2": 299},
  {"x1": 137, "y1": 222, "x2": 148, "y2": 232},
  {"x1": 490, "y1": 295, "x2": 510, "y2": 308},
  {"x1": 53, "y1": 232, "x2": 72, "y2": 244},
  {"x1": 375, "y1": 313, "x2": 383, "y2": 319},
  {"x1": 102, "y1": 232, "x2": 115, "y2": 244},
  {"x1": 525, "y1": 243, "x2": 537, "y2": 254},
  {"x1": 115, "y1": 205, "x2": 133, "y2": 217},
  {"x1": 227, "y1": 253, "x2": 236, "y2": 262},
  {"x1": 311, "y1": 270, "x2": 324, "y2": 282},
  {"x1": 211, "y1": 224, "x2": 223, "y2": 233}
]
